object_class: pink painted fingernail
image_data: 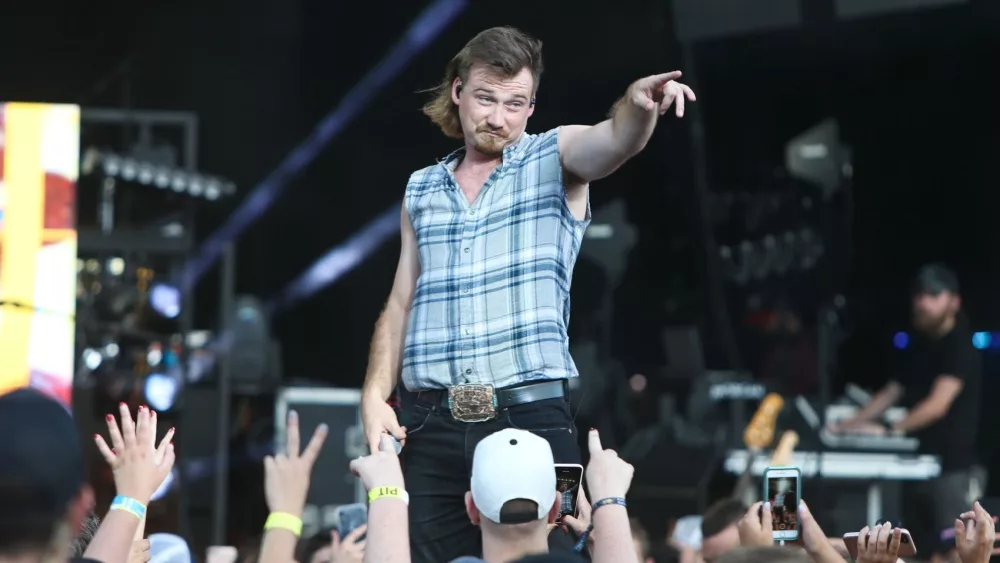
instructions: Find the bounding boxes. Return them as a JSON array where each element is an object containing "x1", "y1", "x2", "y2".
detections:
[
  {"x1": 106, "y1": 414, "x2": 114, "y2": 421},
  {"x1": 93, "y1": 434, "x2": 100, "y2": 440}
]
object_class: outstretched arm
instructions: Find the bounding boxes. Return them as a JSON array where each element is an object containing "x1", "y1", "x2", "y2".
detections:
[{"x1": 559, "y1": 72, "x2": 696, "y2": 183}]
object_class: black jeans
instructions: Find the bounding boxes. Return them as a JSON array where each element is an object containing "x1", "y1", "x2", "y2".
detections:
[{"x1": 400, "y1": 392, "x2": 582, "y2": 563}]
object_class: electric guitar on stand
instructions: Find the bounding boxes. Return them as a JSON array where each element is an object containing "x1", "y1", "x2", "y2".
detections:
[{"x1": 732, "y1": 393, "x2": 799, "y2": 506}]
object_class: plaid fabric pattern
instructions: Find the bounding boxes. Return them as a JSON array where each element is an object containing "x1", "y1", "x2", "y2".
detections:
[{"x1": 401, "y1": 128, "x2": 591, "y2": 391}]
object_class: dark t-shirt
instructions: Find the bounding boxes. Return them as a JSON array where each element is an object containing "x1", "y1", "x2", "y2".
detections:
[{"x1": 893, "y1": 317, "x2": 981, "y2": 471}]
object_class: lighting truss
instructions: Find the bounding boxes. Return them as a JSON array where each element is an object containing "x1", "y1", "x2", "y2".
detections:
[{"x1": 82, "y1": 147, "x2": 237, "y2": 201}]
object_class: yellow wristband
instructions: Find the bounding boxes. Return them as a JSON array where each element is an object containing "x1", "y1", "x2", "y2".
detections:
[
  {"x1": 368, "y1": 486, "x2": 409, "y2": 505},
  {"x1": 264, "y1": 512, "x2": 303, "y2": 536}
]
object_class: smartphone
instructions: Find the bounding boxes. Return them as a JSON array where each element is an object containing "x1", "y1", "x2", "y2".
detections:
[
  {"x1": 333, "y1": 503, "x2": 368, "y2": 542},
  {"x1": 763, "y1": 466, "x2": 801, "y2": 541},
  {"x1": 554, "y1": 464, "x2": 584, "y2": 524},
  {"x1": 843, "y1": 529, "x2": 917, "y2": 558}
]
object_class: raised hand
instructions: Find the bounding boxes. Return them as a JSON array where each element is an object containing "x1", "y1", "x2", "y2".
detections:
[
  {"x1": 629, "y1": 72, "x2": 697, "y2": 118},
  {"x1": 955, "y1": 502, "x2": 996, "y2": 563},
  {"x1": 856, "y1": 522, "x2": 901, "y2": 563},
  {"x1": 264, "y1": 410, "x2": 328, "y2": 515},
  {"x1": 129, "y1": 539, "x2": 151, "y2": 563},
  {"x1": 94, "y1": 404, "x2": 175, "y2": 504},
  {"x1": 561, "y1": 488, "x2": 595, "y2": 553},
  {"x1": 585, "y1": 429, "x2": 634, "y2": 501},
  {"x1": 738, "y1": 502, "x2": 773, "y2": 548},
  {"x1": 330, "y1": 526, "x2": 367, "y2": 563},
  {"x1": 361, "y1": 397, "x2": 407, "y2": 454},
  {"x1": 350, "y1": 434, "x2": 405, "y2": 490}
]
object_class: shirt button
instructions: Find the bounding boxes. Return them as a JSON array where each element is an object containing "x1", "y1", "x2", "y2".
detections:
[
  {"x1": 468, "y1": 209, "x2": 475, "y2": 215},
  {"x1": 463, "y1": 288, "x2": 470, "y2": 294},
  {"x1": 465, "y1": 368, "x2": 472, "y2": 375},
  {"x1": 463, "y1": 247, "x2": 470, "y2": 253},
  {"x1": 464, "y1": 329, "x2": 471, "y2": 335}
]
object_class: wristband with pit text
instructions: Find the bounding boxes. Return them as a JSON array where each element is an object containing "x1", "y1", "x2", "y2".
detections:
[
  {"x1": 110, "y1": 495, "x2": 147, "y2": 520},
  {"x1": 264, "y1": 512, "x2": 304, "y2": 536},
  {"x1": 368, "y1": 486, "x2": 409, "y2": 505}
]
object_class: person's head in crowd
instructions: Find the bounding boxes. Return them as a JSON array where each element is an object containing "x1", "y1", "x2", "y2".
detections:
[
  {"x1": 0, "y1": 388, "x2": 94, "y2": 562},
  {"x1": 148, "y1": 533, "x2": 192, "y2": 563},
  {"x1": 715, "y1": 546, "x2": 810, "y2": 563},
  {"x1": 466, "y1": 429, "x2": 561, "y2": 560},
  {"x1": 296, "y1": 529, "x2": 335, "y2": 563},
  {"x1": 631, "y1": 518, "x2": 655, "y2": 563},
  {"x1": 911, "y1": 263, "x2": 962, "y2": 336},
  {"x1": 699, "y1": 499, "x2": 746, "y2": 563},
  {"x1": 69, "y1": 512, "x2": 101, "y2": 557}
]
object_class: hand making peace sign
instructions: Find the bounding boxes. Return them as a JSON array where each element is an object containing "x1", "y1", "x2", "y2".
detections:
[{"x1": 264, "y1": 410, "x2": 328, "y2": 516}]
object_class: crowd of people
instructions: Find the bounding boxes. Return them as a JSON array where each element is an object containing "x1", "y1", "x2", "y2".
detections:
[{"x1": 1, "y1": 387, "x2": 995, "y2": 563}]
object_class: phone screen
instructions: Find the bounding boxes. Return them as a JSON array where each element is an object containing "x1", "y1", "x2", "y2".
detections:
[
  {"x1": 764, "y1": 468, "x2": 800, "y2": 540},
  {"x1": 334, "y1": 503, "x2": 368, "y2": 542},
  {"x1": 554, "y1": 465, "x2": 584, "y2": 523}
]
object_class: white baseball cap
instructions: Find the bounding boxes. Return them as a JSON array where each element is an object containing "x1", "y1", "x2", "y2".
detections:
[{"x1": 470, "y1": 428, "x2": 558, "y2": 524}]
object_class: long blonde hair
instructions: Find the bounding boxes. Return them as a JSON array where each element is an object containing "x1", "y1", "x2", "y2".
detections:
[{"x1": 422, "y1": 26, "x2": 544, "y2": 139}]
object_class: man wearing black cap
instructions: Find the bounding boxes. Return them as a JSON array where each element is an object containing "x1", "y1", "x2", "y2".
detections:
[
  {"x1": 834, "y1": 263, "x2": 982, "y2": 561},
  {"x1": 0, "y1": 388, "x2": 95, "y2": 562}
]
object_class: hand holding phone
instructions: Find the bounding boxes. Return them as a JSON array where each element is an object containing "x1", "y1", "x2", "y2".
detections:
[
  {"x1": 954, "y1": 502, "x2": 996, "y2": 561},
  {"x1": 763, "y1": 466, "x2": 801, "y2": 541},
  {"x1": 737, "y1": 501, "x2": 775, "y2": 548},
  {"x1": 554, "y1": 464, "x2": 584, "y2": 524},
  {"x1": 334, "y1": 503, "x2": 368, "y2": 542},
  {"x1": 843, "y1": 524, "x2": 916, "y2": 559}
]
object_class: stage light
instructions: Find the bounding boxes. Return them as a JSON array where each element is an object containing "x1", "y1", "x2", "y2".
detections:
[
  {"x1": 102, "y1": 155, "x2": 122, "y2": 177},
  {"x1": 188, "y1": 177, "x2": 204, "y2": 197},
  {"x1": 147, "y1": 345, "x2": 163, "y2": 368},
  {"x1": 137, "y1": 162, "x2": 155, "y2": 184},
  {"x1": 972, "y1": 332, "x2": 991, "y2": 350},
  {"x1": 145, "y1": 372, "x2": 178, "y2": 411},
  {"x1": 120, "y1": 158, "x2": 138, "y2": 181},
  {"x1": 154, "y1": 167, "x2": 171, "y2": 188},
  {"x1": 84, "y1": 148, "x2": 237, "y2": 202},
  {"x1": 103, "y1": 342, "x2": 120, "y2": 359},
  {"x1": 149, "y1": 283, "x2": 181, "y2": 319},
  {"x1": 107, "y1": 257, "x2": 125, "y2": 276},
  {"x1": 82, "y1": 348, "x2": 103, "y2": 370},
  {"x1": 893, "y1": 332, "x2": 909, "y2": 350}
]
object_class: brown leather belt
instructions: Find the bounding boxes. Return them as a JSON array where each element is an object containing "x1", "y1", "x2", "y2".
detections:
[{"x1": 414, "y1": 380, "x2": 567, "y2": 422}]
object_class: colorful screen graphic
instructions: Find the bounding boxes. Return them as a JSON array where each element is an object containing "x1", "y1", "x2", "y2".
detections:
[{"x1": 0, "y1": 103, "x2": 79, "y2": 404}]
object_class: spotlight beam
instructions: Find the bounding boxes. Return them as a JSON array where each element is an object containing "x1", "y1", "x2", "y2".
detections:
[
  {"x1": 176, "y1": 0, "x2": 468, "y2": 295},
  {"x1": 267, "y1": 204, "x2": 401, "y2": 315}
]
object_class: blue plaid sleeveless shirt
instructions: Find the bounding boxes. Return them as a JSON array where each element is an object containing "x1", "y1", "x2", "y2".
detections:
[{"x1": 401, "y1": 128, "x2": 591, "y2": 391}]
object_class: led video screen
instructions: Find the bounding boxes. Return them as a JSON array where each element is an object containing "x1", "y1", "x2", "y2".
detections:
[{"x1": 0, "y1": 103, "x2": 79, "y2": 403}]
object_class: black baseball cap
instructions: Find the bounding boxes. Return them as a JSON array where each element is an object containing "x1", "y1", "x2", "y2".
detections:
[
  {"x1": 0, "y1": 388, "x2": 85, "y2": 519},
  {"x1": 912, "y1": 263, "x2": 960, "y2": 296}
]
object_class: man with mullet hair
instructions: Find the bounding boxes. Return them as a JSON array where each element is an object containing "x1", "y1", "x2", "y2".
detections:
[{"x1": 359, "y1": 25, "x2": 696, "y2": 563}]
